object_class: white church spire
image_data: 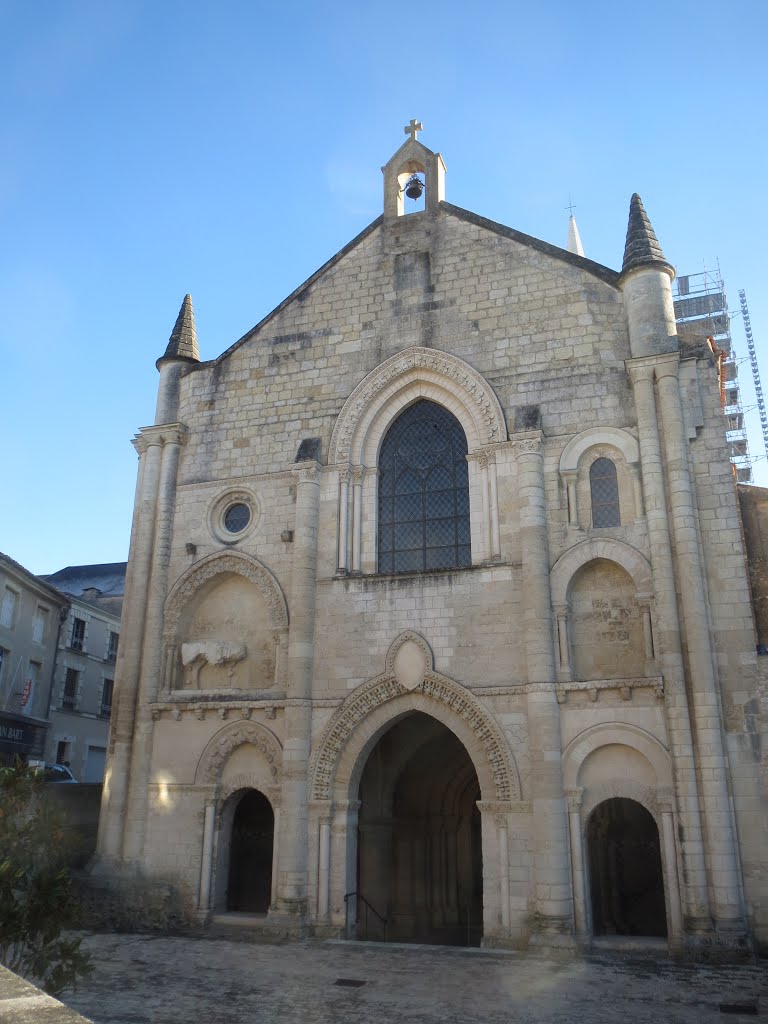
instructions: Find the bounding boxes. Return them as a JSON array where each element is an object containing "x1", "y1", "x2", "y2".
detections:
[{"x1": 567, "y1": 212, "x2": 584, "y2": 257}]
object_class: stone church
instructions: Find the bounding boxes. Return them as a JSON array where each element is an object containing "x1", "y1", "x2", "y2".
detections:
[{"x1": 95, "y1": 123, "x2": 767, "y2": 955}]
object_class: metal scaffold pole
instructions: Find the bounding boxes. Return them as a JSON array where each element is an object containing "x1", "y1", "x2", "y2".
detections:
[{"x1": 739, "y1": 289, "x2": 768, "y2": 463}]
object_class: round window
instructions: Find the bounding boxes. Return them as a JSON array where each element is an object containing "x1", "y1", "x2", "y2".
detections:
[{"x1": 223, "y1": 503, "x2": 251, "y2": 534}]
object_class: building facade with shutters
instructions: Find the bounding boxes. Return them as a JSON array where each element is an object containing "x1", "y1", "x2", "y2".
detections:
[
  {"x1": 95, "y1": 128, "x2": 768, "y2": 956},
  {"x1": 0, "y1": 552, "x2": 69, "y2": 765},
  {"x1": 45, "y1": 592, "x2": 122, "y2": 783}
]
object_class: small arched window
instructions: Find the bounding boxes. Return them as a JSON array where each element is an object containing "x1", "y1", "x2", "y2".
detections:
[
  {"x1": 378, "y1": 400, "x2": 471, "y2": 574},
  {"x1": 590, "y1": 458, "x2": 621, "y2": 528}
]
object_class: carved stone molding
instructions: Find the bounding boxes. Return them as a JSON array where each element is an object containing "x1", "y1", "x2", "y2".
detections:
[
  {"x1": 328, "y1": 347, "x2": 506, "y2": 463},
  {"x1": 163, "y1": 550, "x2": 288, "y2": 642},
  {"x1": 308, "y1": 665, "x2": 521, "y2": 803},
  {"x1": 132, "y1": 423, "x2": 187, "y2": 454},
  {"x1": 556, "y1": 676, "x2": 663, "y2": 705},
  {"x1": 509, "y1": 433, "x2": 543, "y2": 457},
  {"x1": 196, "y1": 719, "x2": 283, "y2": 785}
]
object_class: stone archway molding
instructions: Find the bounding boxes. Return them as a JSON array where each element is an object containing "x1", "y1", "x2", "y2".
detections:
[
  {"x1": 309, "y1": 639, "x2": 521, "y2": 802},
  {"x1": 550, "y1": 538, "x2": 654, "y2": 605},
  {"x1": 196, "y1": 719, "x2": 283, "y2": 786},
  {"x1": 562, "y1": 721, "x2": 673, "y2": 792},
  {"x1": 328, "y1": 347, "x2": 507, "y2": 464},
  {"x1": 164, "y1": 550, "x2": 289, "y2": 641},
  {"x1": 559, "y1": 426, "x2": 639, "y2": 473}
]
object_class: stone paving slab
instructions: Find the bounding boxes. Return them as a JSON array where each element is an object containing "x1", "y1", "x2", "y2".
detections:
[{"x1": 60, "y1": 932, "x2": 767, "y2": 1024}]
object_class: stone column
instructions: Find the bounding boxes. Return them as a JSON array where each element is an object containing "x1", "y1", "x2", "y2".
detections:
[
  {"x1": 655, "y1": 357, "x2": 745, "y2": 934},
  {"x1": 198, "y1": 799, "x2": 216, "y2": 913},
  {"x1": 514, "y1": 433, "x2": 574, "y2": 942},
  {"x1": 123, "y1": 426, "x2": 185, "y2": 863},
  {"x1": 628, "y1": 358, "x2": 710, "y2": 930},
  {"x1": 660, "y1": 804, "x2": 684, "y2": 944},
  {"x1": 351, "y1": 467, "x2": 364, "y2": 574},
  {"x1": 566, "y1": 790, "x2": 588, "y2": 938},
  {"x1": 562, "y1": 470, "x2": 578, "y2": 529},
  {"x1": 488, "y1": 453, "x2": 501, "y2": 559},
  {"x1": 274, "y1": 460, "x2": 320, "y2": 920},
  {"x1": 96, "y1": 431, "x2": 162, "y2": 863},
  {"x1": 554, "y1": 605, "x2": 571, "y2": 679},
  {"x1": 336, "y1": 468, "x2": 349, "y2": 575}
]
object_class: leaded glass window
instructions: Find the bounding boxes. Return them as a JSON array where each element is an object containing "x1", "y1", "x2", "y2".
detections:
[
  {"x1": 378, "y1": 400, "x2": 471, "y2": 574},
  {"x1": 590, "y1": 458, "x2": 621, "y2": 528}
]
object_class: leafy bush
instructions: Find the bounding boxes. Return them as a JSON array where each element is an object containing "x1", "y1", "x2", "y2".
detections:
[{"x1": 0, "y1": 763, "x2": 92, "y2": 996}]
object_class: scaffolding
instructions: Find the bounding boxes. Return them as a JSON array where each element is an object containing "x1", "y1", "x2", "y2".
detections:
[
  {"x1": 673, "y1": 267, "x2": 753, "y2": 482},
  {"x1": 739, "y1": 290, "x2": 768, "y2": 464}
]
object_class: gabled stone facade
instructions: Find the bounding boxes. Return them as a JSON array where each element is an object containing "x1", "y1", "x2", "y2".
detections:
[{"x1": 95, "y1": 128, "x2": 768, "y2": 956}]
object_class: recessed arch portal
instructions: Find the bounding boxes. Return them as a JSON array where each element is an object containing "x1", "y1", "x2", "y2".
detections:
[{"x1": 356, "y1": 712, "x2": 483, "y2": 945}]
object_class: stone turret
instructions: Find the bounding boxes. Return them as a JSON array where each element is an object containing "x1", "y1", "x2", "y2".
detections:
[
  {"x1": 155, "y1": 294, "x2": 200, "y2": 424},
  {"x1": 619, "y1": 194, "x2": 677, "y2": 359}
]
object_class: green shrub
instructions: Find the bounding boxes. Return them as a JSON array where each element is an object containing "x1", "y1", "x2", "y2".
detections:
[{"x1": 0, "y1": 763, "x2": 92, "y2": 997}]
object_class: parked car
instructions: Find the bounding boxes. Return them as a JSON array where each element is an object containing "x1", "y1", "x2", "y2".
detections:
[{"x1": 42, "y1": 763, "x2": 78, "y2": 783}]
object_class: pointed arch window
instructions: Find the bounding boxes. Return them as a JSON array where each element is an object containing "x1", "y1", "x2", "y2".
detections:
[
  {"x1": 590, "y1": 458, "x2": 621, "y2": 528},
  {"x1": 378, "y1": 400, "x2": 471, "y2": 574}
]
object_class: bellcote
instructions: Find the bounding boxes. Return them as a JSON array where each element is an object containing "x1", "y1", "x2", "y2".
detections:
[{"x1": 382, "y1": 119, "x2": 446, "y2": 221}]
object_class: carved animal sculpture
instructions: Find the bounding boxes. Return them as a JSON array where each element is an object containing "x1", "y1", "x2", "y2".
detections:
[{"x1": 181, "y1": 640, "x2": 247, "y2": 688}]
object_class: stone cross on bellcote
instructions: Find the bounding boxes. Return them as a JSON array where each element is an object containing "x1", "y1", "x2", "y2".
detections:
[{"x1": 404, "y1": 119, "x2": 423, "y2": 141}]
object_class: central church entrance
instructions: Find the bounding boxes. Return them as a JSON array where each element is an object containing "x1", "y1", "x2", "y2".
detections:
[{"x1": 356, "y1": 712, "x2": 482, "y2": 946}]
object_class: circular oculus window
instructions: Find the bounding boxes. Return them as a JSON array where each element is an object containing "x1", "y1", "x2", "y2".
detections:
[
  {"x1": 209, "y1": 489, "x2": 260, "y2": 545},
  {"x1": 223, "y1": 502, "x2": 250, "y2": 534}
]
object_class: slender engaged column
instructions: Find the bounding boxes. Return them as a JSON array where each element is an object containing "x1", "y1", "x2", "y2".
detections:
[
  {"x1": 488, "y1": 454, "x2": 501, "y2": 558},
  {"x1": 554, "y1": 606, "x2": 571, "y2": 678},
  {"x1": 655, "y1": 358, "x2": 745, "y2": 931},
  {"x1": 351, "y1": 467, "x2": 364, "y2": 573},
  {"x1": 566, "y1": 791, "x2": 588, "y2": 937},
  {"x1": 198, "y1": 801, "x2": 216, "y2": 912},
  {"x1": 514, "y1": 433, "x2": 574, "y2": 939},
  {"x1": 337, "y1": 469, "x2": 350, "y2": 574},
  {"x1": 274, "y1": 460, "x2": 320, "y2": 918},
  {"x1": 95, "y1": 437, "x2": 158, "y2": 862},
  {"x1": 123, "y1": 427, "x2": 184, "y2": 863},
  {"x1": 563, "y1": 471, "x2": 578, "y2": 528},
  {"x1": 661, "y1": 807, "x2": 684, "y2": 942},
  {"x1": 318, "y1": 819, "x2": 331, "y2": 919},
  {"x1": 628, "y1": 360, "x2": 710, "y2": 929}
]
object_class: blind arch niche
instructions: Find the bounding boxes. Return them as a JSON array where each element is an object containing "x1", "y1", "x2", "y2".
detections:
[{"x1": 378, "y1": 400, "x2": 471, "y2": 574}]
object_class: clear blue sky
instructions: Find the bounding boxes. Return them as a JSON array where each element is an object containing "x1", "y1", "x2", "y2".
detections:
[{"x1": 2, "y1": 0, "x2": 766, "y2": 574}]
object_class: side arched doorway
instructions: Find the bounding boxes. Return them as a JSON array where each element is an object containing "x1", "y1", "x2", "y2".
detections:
[
  {"x1": 226, "y1": 789, "x2": 274, "y2": 913},
  {"x1": 356, "y1": 712, "x2": 482, "y2": 946},
  {"x1": 587, "y1": 797, "x2": 667, "y2": 937}
]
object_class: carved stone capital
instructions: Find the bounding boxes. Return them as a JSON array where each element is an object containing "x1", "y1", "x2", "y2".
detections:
[
  {"x1": 351, "y1": 465, "x2": 366, "y2": 485},
  {"x1": 294, "y1": 460, "x2": 320, "y2": 484},
  {"x1": 509, "y1": 431, "x2": 543, "y2": 457}
]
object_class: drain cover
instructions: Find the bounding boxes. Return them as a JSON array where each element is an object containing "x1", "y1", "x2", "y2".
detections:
[
  {"x1": 334, "y1": 979, "x2": 366, "y2": 988},
  {"x1": 719, "y1": 1002, "x2": 758, "y2": 1016}
]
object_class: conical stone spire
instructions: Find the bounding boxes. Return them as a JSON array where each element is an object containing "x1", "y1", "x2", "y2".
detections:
[
  {"x1": 162, "y1": 294, "x2": 200, "y2": 362},
  {"x1": 622, "y1": 194, "x2": 670, "y2": 274},
  {"x1": 567, "y1": 213, "x2": 584, "y2": 257}
]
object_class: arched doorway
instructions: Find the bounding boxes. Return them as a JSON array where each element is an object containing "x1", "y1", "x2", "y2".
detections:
[
  {"x1": 356, "y1": 712, "x2": 482, "y2": 946},
  {"x1": 226, "y1": 790, "x2": 274, "y2": 913},
  {"x1": 587, "y1": 797, "x2": 667, "y2": 937}
]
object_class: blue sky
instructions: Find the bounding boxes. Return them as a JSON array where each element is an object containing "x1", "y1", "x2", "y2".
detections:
[{"x1": 1, "y1": 0, "x2": 766, "y2": 574}]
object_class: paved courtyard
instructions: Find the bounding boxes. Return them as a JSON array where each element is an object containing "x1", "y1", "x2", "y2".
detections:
[{"x1": 60, "y1": 933, "x2": 767, "y2": 1024}]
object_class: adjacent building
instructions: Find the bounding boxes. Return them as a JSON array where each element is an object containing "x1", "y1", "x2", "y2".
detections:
[
  {"x1": 0, "y1": 552, "x2": 69, "y2": 765},
  {"x1": 42, "y1": 563, "x2": 126, "y2": 782}
]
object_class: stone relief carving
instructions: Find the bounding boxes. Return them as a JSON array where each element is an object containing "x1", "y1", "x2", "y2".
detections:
[
  {"x1": 329, "y1": 347, "x2": 506, "y2": 463},
  {"x1": 196, "y1": 719, "x2": 283, "y2": 786},
  {"x1": 181, "y1": 640, "x2": 248, "y2": 688}
]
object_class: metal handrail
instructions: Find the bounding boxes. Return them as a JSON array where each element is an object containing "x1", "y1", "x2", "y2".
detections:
[{"x1": 343, "y1": 891, "x2": 387, "y2": 941}]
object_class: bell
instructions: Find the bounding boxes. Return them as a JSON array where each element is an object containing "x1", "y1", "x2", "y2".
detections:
[{"x1": 404, "y1": 174, "x2": 424, "y2": 200}]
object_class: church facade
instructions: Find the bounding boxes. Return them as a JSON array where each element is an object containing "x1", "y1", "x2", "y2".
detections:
[{"x1": 96, "y1": 126, "x2": 767, "y2": 955}]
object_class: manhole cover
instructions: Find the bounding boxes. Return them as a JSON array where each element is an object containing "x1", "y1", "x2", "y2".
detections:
[{"x1": 334, "y1": 979, "x2": 366, "y2": 988}]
